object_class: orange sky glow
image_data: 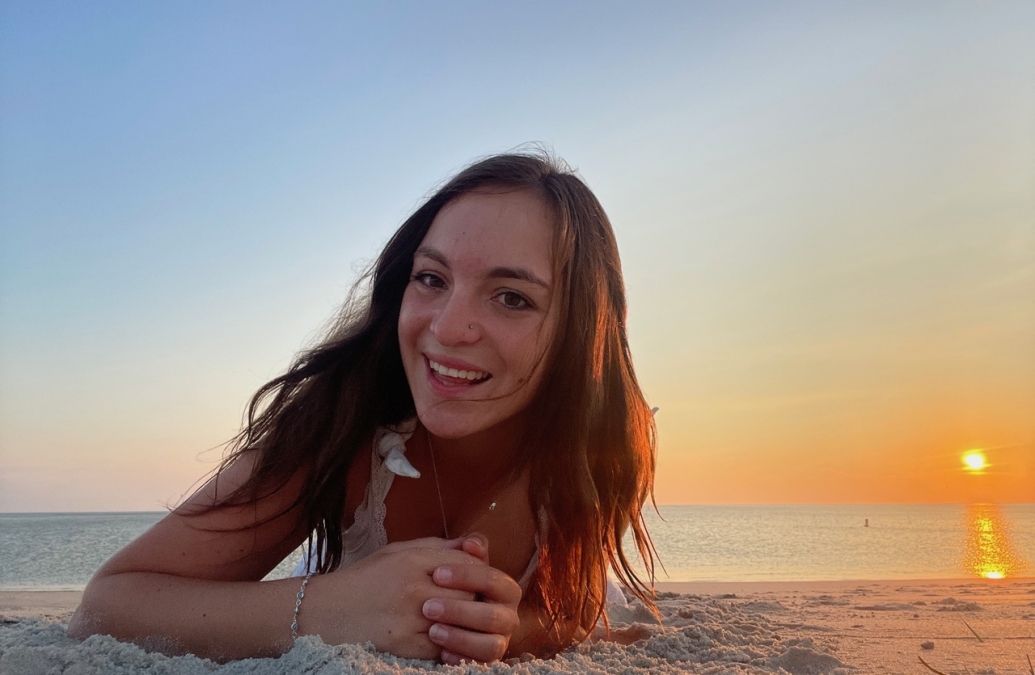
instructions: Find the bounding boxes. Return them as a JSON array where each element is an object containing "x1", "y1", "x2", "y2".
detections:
[{"x1": 1, "y1": 3, "x2": 1032, "y2": 512}]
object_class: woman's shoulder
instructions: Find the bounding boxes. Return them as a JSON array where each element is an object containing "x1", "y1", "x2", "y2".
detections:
[{"x1": 98, "y1": 451, "x2": 311, "y2": 583}]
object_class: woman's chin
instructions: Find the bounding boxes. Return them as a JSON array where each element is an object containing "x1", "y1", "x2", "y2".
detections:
[
  {"x1": 416, "y1": 407, "x2": 511, "y2": 441},
  {"x1": 418, "y1": 416, "x2": 483, "y2": 440}
]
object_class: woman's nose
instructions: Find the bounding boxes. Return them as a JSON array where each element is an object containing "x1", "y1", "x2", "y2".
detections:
[{"x1": 429, "y1": 294, "x2": 479, "y2": 346}]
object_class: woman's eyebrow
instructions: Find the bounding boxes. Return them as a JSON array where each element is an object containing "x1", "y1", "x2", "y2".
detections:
[
  {"x1": 487, "y1": 266, "x2": 550, "y2": 289},
  {"x1": 415, "y1": 246, "x2": 550, "y2": 289},
  {"x1": 414, "y1": 247, "x2": 450, "y2": 268}
]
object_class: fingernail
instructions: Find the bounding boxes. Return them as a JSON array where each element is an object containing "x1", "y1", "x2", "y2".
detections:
[
  {"x1": 434, "y1": 566, "x2": 452, "y2": 583},
  {"x1": 422, "y1": 599, "x2": 444, "y2": 619},
  {"x1": 441, "y1": 650, "x2": 461, "y2": 665},
  {"x1": 429, "y1": 624, "x2": 449, "y2": 642}
]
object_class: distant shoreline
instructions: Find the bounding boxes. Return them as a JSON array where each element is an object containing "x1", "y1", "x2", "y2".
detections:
[
  {"x1": 3, "y1": 502, "x2": 1034, "y2": 514},
  {"x1": 0, "y1": 511, "x2": 168, "y2": 516},
  {"x1": 6, "y1": 576, "x2": 1030, "y2": 595},
  {"x1": 4, "y1": 576, "x2": 1033, "y2": 614}
]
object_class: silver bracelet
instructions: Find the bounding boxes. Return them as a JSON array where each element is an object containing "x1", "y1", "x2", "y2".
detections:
[{"x1": 290, "y1": 572, "x2": 314, "y2": 640}]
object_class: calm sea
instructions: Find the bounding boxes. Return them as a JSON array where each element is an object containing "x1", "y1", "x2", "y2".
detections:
[{"x1": 1, "y1": 504, "x2": 1032, "y2": 591}]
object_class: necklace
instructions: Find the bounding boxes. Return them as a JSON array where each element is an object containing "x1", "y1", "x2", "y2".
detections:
[{"x1": 425, "y1": 428, "x2": 498, "y2": 540}]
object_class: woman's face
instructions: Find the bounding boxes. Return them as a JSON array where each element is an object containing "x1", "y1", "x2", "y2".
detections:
[{"x1": 398, "y1": 188, "x2": 559, "y2": 440}]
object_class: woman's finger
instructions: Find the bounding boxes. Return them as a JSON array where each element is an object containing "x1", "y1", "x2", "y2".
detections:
[
  {"x1": 460, "y1": 532, "x2": 489, "y2": 563},
  {"x1": 432, "y1": 563, "x2": 522, "y2": 606},
  {"x1": 422, "y1": 596, "x2": 519, "y2": 636},
  {"x1": 382, "y1": 536, "x2": 467, "y2": 553},
  {"x1": 427, "y1": 622, "x2": 509, "y2": 663}
]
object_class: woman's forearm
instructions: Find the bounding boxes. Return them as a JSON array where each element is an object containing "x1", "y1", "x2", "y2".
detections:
[
  {"x1": 506, "y1": 600, "x2": 586, "y2": 659},
  {"x1": 69, "y1": 541, "x2": 489, "y2": 663},
  {"x1": 68, "y1": 572, "x2": 301, "y2": 662}
]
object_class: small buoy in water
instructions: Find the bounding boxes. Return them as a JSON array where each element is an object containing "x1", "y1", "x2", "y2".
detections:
[{"x1": 864, "y1": 518, "x2": 869, "y2": 527}]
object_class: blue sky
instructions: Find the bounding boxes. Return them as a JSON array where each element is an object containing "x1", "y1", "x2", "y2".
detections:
[{"x1": 2, "y1": 1, "x2": 1033, "y2": 510}]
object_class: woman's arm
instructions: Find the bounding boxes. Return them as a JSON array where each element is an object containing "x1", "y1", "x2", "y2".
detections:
[
  {"x1": 70, "y1": 570, "x2": 303, "y2": 659},
  {"x1": 67, "y1": 454, "x2": 482, "y2": 661},
  {"x1": 68, "y1": 452, "x2": 310, "y2": 659},
  {"x1": 507, "y1": 598, "x2": 588, "y2": 658}
]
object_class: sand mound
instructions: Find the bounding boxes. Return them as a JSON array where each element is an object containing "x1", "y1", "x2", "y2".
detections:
[
  {"x1": 934, "y1": 597, "x2": 983, "y2": 612},
  {"x1": 0, "y1": 594, "x2": 853, "y2": 675}
]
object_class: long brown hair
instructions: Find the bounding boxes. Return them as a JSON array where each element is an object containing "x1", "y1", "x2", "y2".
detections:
[{"x1": 209, "y1": 150, "x2": 658, "y2": 650}]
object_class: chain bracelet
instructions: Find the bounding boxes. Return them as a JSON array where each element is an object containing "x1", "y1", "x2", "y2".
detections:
[{"x1": 290, "y1": 572, "x2": 314, "y2": 640}]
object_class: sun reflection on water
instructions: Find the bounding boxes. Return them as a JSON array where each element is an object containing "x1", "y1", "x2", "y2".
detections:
[{"x1": 964, "y1": 504, "x2": 1026, "y2": 579}]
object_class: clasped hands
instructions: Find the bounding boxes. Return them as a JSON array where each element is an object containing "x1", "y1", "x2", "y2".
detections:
[{"x1": 298, "y1": 532, "x2": 521, "y2": 664}]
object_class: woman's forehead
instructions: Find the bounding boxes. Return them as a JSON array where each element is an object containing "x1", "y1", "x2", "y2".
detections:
[{"x1": 419, "y1": 190, "x2": 556, "y2": 281}]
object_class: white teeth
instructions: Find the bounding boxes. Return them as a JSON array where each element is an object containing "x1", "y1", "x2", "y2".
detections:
[{"x1": 429, "y1": 360, "x2": 488, "y2": 382}]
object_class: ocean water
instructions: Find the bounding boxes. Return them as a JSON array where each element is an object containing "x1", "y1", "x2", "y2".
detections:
[
  {"x1": 1, "y1": 504, "x2": 1032, "y2": 591},
  {"x1": 635, "y1": 503, "x2": 1035, "y2": 582}
]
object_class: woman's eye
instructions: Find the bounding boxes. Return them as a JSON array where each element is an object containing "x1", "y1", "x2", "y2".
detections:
[
  {"x1": 412, "y1": 272, "x2": 446, "y2": 289},
  {"x1": 497, "y1": 291, "x2": 532, "y2": 310}
]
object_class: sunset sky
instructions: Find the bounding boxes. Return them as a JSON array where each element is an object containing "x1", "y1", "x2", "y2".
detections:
[{"x1": 1, "y1": 2, "x2": 1032, "y2": 511}]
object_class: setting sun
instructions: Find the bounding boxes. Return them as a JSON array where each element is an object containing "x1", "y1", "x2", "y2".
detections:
[{"x1": 962, "y1": 450, "x2": 988, "y2": 473}]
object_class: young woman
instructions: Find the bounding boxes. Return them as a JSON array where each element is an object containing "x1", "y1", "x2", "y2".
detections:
[{"x1": 68, "y1": 152, "x2": 658, "y2": 664}]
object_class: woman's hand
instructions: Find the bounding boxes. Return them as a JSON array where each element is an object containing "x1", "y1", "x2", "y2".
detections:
[
  {"x1": 300, "y1": 537, "x2": 484, "y2": 660},
  {"x1": 423, "y1": 533, "x2": 523, "y2": 664}
]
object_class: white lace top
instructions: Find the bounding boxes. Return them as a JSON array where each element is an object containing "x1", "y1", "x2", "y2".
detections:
[{"x1": 291, "y1": 420, "x2": 540, "y2": 589}]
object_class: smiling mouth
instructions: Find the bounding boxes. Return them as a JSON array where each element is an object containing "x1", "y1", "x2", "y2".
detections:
[{"x1": 426, "y1": 357, "x2": 491, "y2": 384}]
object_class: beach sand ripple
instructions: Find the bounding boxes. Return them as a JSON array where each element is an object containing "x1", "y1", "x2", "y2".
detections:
[
  {"x1": 0, "y1": 594, "x2": 851, "y2": 675},
  {"x1": 3, "y1": 580, "x2": 1035, "y2": 674}
]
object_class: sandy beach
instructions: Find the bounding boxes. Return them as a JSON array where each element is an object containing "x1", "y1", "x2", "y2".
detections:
[{"x1": 2, "y1": 579, "x2": 1034, "y2": 674}]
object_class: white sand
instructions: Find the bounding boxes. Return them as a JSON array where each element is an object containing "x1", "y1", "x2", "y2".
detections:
[{"x1": 2, "y1": 579, "x2": 1034, "y2": 674}]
